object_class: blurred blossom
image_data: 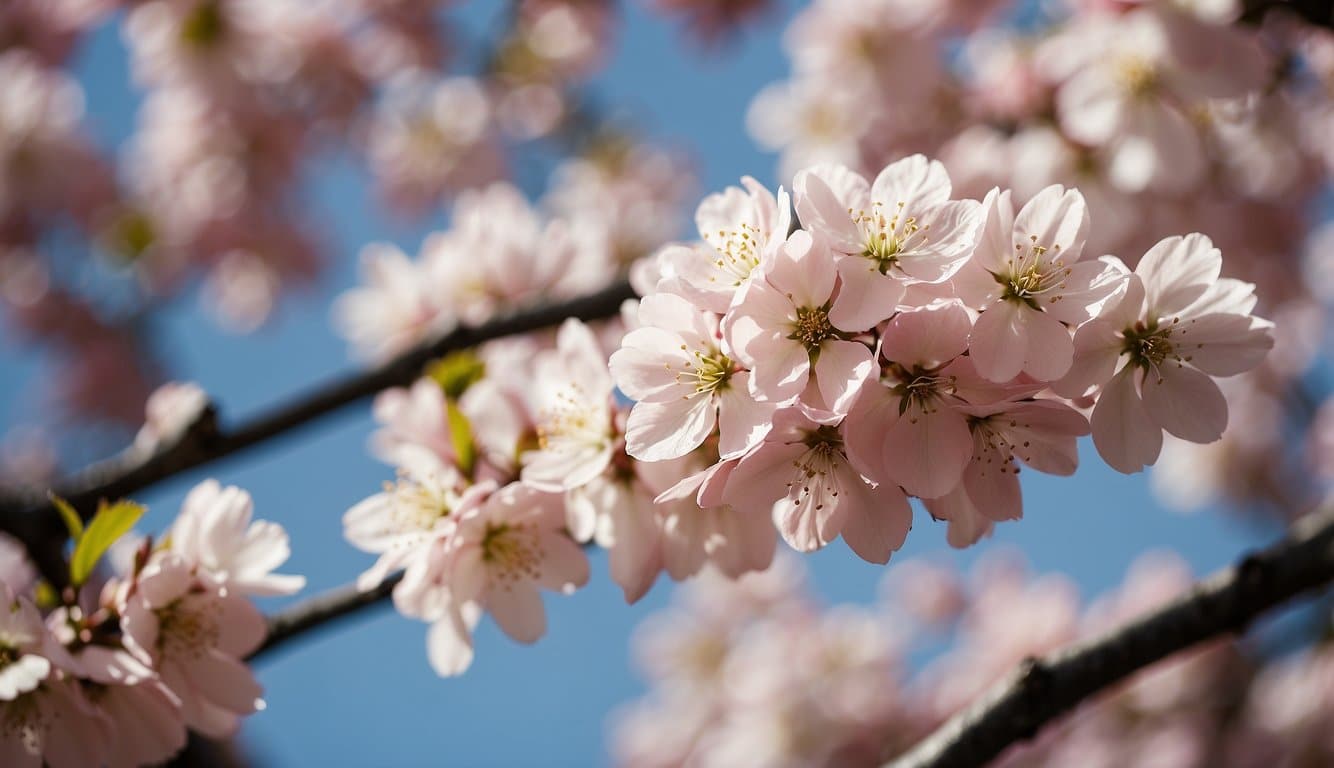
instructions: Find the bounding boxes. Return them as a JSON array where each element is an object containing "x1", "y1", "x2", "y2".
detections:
[
  {"x1": 613, "y1": 549, "x2": 1334, "y2": 767},
  {"x1": 0, "y1": 51, "x2": 115, "y2": 233},
  {"x1": 132, "y1": 381, "x2": 210, "y2": 455},
  {"x1": 648, "y1": 0, "x2": 777, "y2": 44},
  {"x1": 366, "y1": 72, "x2": 503, "y2": 213}
]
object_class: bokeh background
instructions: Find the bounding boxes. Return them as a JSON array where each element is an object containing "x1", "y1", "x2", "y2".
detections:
[{"x1": 0, "y1": 1, "x2": 1295, "y2": 764}]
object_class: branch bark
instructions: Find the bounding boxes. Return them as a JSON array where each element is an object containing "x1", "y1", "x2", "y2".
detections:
[
  {"x1": 885, "y1": 503, "x2": 1334, "y2": 768},
  {"x1": 0, "y1": 280, "x2": 635, "y2": 583}
]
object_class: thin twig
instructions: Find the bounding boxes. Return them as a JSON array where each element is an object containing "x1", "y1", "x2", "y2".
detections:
[
  {"x1": 0, "y1": 281, "x2": 635, "y2": 583},
  {"x1": 253, "y1": 573, "x2": 405, "y2": 660},
  {"x1": 886, "y1": 503, "x2": 1334, "y2": 768}
]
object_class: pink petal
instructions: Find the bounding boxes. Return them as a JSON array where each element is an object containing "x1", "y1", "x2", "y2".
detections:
[
  {"x1": 871, "y1": 154, "x2": 952, "y2": 209},
  {"x1": 1054, "y1": 318, "x2": 1124, "y2": 399},
  {"x1": 717, "y1": 373, "x2": 778, "y2": 458},
  {"x1": 1140, "y1": 363, "x2": 1228, "y2": 443},
  {"x1": 881, "y1": 301, "x2": 972, "y2": 368},
  {"x1": 813, "y1": 340, "x2": 874, "y2": 417},
  {"x1": 1012, "y1": 185, "x2": 1089, "y2": 259},
  {"x1": 881, "y1": 403, "x2": 972, "y2": 499},
  {"x1": 427, "y1": 604, "x2": 478, "y2": 677},
  {"x1": 1091, "y1": 367, "x2": 1163, "y2": 473},
  {"x1": 839, "y1": 474, "x2": 911, "y2": 565},
  {"x1": 829, "y1": 258, "x2": 907, "y2": 332},
  {"x1": 624, "y1": 397, "x2": 716, "y2": 462},
  {"x1": 486, "y1": 580, "x2": 547, "y2": 644},
  {"x1": 969, "y1": 300, "x2": 1027, "y2": 383},
  {"x1": 1136, "y1": 234, "x2": 1220, "y2": 317},
  {"x1": 1019, "y1": 305, "x2": 1075, "y2": 382},
  {"x1": 794, "y1": 165, "x2": 868, "y2": 253}
]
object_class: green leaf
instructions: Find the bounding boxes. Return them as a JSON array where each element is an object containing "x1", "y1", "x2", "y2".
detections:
[
  {"x1": 69, "y1": 500, "x2": 145, "y2": 587},
  {"x1": 426, "y1": 351, "x2": 486, "y2": 400},
  {"x1": 446, "y1": 400, "x2": 476, "y2": 478},
  {"x1": 48, "y1": 493, "x2": 83, "y2": 542}
]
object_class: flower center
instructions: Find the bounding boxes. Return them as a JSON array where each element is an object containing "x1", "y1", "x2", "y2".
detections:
[
  {"x1": 786, "y1": 427, "x2": 844, "y2": 511},
  {"x1": 1116, "y1": 56, "x2": 1159, "y2": 97},
  {"x1": 480, "y1": 524, "x2": 543, "y2": 584},
  {"x1": 157, "y1": 596, "x2": 220, "y2": 661},
  {"x1": 1122, "y1": 320, "x2": 1177, "y2": 369},
  {"x1": 998, "y1": 236, "x2": 1070, "y2": 309},
  {"x1": 855, "y1": 200, "x2": 929, "y2": 274},
  {"x1": 381, "y1": 473, "x2": 459, "y2": 535},
  {"x1": 702, "y1": 222, "x2": 762, "y2": 287},
  {"x1": 888, "y1": 363, "x2": 956, "y2": 417},
  {"x1": 788, "y1": 304, "x2": 835, "y2": 353},
  {"x1": 538, "y1": 382, "x2": 608, "y2": 449},
  {"x1": 676, "y1": 345, "x2": 734, "y2": 398}
]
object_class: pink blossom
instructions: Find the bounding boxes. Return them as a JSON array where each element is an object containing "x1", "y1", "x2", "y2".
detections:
[
  {"x1": 425, "y1": 483, "x2": 589, "y2": 676},
  {"x1": 0, "y1": 675, "x2": 110, "y2": 768},
  {"x1": 1043, "y1": 6, "x2": 1271, "y2": 193},
  {"x1": 167, "y1": 479, "x2": 305, "y2": 597},
  {"x1": 118, "y1": 554, "x2": 267, "y2": 738},
  {"x1": 653, "y1": 454, "x2": 778, "y2": 581},
  {"x1": 924, "y1": 398, "x2": 1089, "y2": 545},
  {"x1": 724, "y1": 409, "x2": 912, "y2": 563},
  {"x1": 963, "y1": 185, "x2": 1127, "y2": 383},
  {"x1": 424, "y1": 183, "x2": 596, "y2": 324},
  {"x1": 333, "y1": 242, "x2": 455, "y2": 361},
  {"x1": 366, "y1": 73, "x2": 503, "y2": 212},
  {"x1": 75, "y1": 647, "x2": 187, "y2": 768},
  {"x1": 0, "y1": 585, "x2": 54, "y2": 701},
  {"x1": 843, "y1": 301, "x2": 978, "y2": 499},
  {"x1": 522, "y1": 319, "x2": 616, "y2": 491},
  {"x1": 1059, "y1": 234, "x2": 1274, "y2": 473},
  {"x1": 793, "y1": 156, "x2": 981, "y2": 331},
  {"x1": 724, "y1": 229, "x2": 876, "y2": 415},
  {"x1": 343, "y1": 448, "x2": 492, "y2": 591},
  {"x1": 133, "y1": 381, "x2": 210, "y2": 454},
  {"x1": 611, "y1": 292, "x2": 777, "y2": 461},
  {"x1": 658, "y1": 176, "x2": 790, "y2": 313}
]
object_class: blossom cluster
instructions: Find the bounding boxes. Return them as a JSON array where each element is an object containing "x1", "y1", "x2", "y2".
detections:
[
  {"x1": 335, "y1": 155, "x2": 1270, "y2": 675},
  {"x1": 622, "y1": 156, "x2": 1272, "y2": 556},
  {"x1": 749, "y1": 0, "x2": 1334, "y2": 518},
  {"x1": 0, "y1": 478, "x2": 302, "y2": 767},
  {"x1": 612, "y1": 552, "x2": 1334, "y2": 767}
]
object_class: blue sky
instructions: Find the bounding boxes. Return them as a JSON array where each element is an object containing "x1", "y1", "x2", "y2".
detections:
[{"x1": 0, "y1": 2, "x2": 1288, "y2": 765}]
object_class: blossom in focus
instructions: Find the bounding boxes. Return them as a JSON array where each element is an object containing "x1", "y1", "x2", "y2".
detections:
[
  {"x1": 612, "y1": 292, "x2": 776, "y2": 461},
  {"x1": 1059, "y1": 234, "x2": 1274, "y2": 473},
  {"x1": 962, "y1": 185, "x2": 1125, "y2": 383},
  {"x1": 793, "y1": 156, "x2": 981, "y2": 331}
]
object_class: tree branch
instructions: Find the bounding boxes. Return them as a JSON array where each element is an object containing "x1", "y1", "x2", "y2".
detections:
[
  {"x1": 886, "y1": 503, "x2": 1334, "y2": 768},
  {"x1": 253, "y1": 572, "x2": 404, "y2": 660},
  {"x1": 0, "y1": 280, "x2": 635, "y2": 583}
]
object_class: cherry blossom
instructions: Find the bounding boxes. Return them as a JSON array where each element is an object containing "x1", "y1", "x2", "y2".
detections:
[
  {"x1": 793, "y1": 156, "x2": 981, "y2": 331},
  {"x1": 167, "y1": 479, "x2": 306, "y2": 597},
  {"x1": 724, "y1": 229, "x2": 875, "y2": 415},
  {"x1": 1059, "y1": 234, "x2": 1274, "y2": 472},
  {"x1": 611, "y1": 292, "x2": 776, "y2": 461},
  {"x1": 426, "y1": 483, "x2": 590, "y2": 676}
]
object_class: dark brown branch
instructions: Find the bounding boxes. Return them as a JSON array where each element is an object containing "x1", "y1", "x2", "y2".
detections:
[
  {"x1": 886, "y1": 503, "x2": 1334, "y2": 768},
  {"x1": 0, "y1": 280, "x2": 635, "y2": 584},
  {"x1": 1241, "y1": 0, "x2": 1334, "y2": 28},
  {"x1": 252, "y1": 572, "x2": 404, "y2": 660}
]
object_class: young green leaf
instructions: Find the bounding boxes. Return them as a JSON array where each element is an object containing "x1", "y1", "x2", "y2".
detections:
[
  {"x1": 48, "y1": 493, "x2": 84, "y2": 542},
  {"x1": 446, "y1": 400, "x2": 476, "y2": 478},
  {"x1": 69, "y1": 500, "x2": 146, "y2": 587}
]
